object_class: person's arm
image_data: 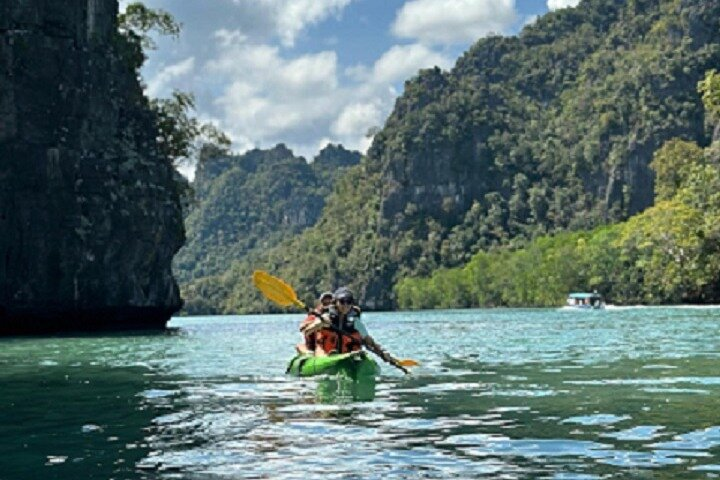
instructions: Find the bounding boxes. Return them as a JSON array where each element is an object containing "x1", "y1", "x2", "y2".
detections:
[
  {"x1": 300, "y1": 314, "x2": 329, "y2": 336},
  {"x1": 363, "y1": 335, "x2": 409, "y2": 374}
]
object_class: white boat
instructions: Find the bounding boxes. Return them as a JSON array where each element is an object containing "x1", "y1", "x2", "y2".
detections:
[{"x1": 565, "y1": 292, "x2": 605, "y2": 310}]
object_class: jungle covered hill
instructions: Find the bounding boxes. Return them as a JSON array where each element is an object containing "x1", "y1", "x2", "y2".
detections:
[
  {"x1": 398, "y1": 70, "x2": 720, "y2": 308},
  {"x1": 175, "y1": 144, "x2": 360, "y2": 314},
  {"x1": 180, "y1": 0, "x2": 720, "y2": 313}
]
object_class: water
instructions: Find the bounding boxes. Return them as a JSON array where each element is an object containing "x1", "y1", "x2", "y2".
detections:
[{"x1": 2, "y1": 308, "x2": 720, "y2": 479}]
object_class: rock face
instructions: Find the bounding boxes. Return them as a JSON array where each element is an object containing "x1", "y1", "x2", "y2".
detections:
[
  {"x1": 174, "y1": 143, "x2": 360, "y2": 292},
  {"x1": 0, "y1": 0, "x2": 184, "y2": 334},
  {"x1": 311, "y1": 143, "x2": 362, "y2": 185}
]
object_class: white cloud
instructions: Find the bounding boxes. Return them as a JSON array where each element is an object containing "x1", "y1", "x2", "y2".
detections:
[
  {"x1": 281, "y1": 52, "x2": 338, "y2": 93},
  {"x1": 156, "y1": 17, "x2": 459, "y2": 173},
  {"x1": 329, "y1": 101, "x2": 382, "y2": 153},
  {"x1": 233, "y1": 0, "x2": 354, "y2": 47},
  {"x1": 206, "y1": 32, "x2": 345, "y2": 148},
  {"x1": 344, "y1": 64, "x2": 370, "y2": 82},
  {"x1": 547, "y1": 0, "x2": 581, "y2": 11},
  {"x1": 145, "y1": 57, "x2": 195, "y2": 98},
  {"x1": 214, "y1": 29, "x2": 248, "y2": 47},
  {"x1": 202, "y1": 29, "x2": 454, "y2": 160},
  {"x1": 332, "y1": 102, "x2": 383, "y2": 137},
  {"x1": 209, "y1": 31, "x2": 337, "y2": 96},
  {"x1": 372, "y1": 44, "x2": 452, "y2": 84},
  {"x1": 392, "y1": 0, "x2": 517, "y2": 45}
]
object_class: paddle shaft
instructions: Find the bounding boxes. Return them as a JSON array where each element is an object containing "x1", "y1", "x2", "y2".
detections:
[{"x1": 363, "y1": 335, "x2": 410, "y2": 374}]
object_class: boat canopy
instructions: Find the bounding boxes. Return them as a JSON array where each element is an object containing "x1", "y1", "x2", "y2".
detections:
[{"x1": 567, "y1": 292, "x2": 602, "y2": 299}]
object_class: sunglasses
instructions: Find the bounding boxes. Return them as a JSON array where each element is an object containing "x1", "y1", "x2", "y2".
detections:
[{"x1": 337, "y1": 298, "x2": 353, "y2": 305}]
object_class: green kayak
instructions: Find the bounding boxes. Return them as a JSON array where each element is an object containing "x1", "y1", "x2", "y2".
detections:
[{"x1": 286, "y1": 351, "x2": 379, "y2": 378}]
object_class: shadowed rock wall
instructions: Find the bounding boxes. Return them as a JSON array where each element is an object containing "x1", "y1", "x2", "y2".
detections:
[{"x1": 0, "y1": 0, "x2": 184, "y2": 334}]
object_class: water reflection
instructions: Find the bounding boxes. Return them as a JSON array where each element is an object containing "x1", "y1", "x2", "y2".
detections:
[
  {"x1": 315, "y1": 375, "x2": 377, "y2": 403},
  {"x1": 1, "y1": 309, "x2": 720, "y2": 479},
  {"x1": 0, "y1": 362, "x2": 161, "y2": 479}
]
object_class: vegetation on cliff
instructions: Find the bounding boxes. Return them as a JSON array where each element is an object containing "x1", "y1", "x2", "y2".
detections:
[
  {"x1": 118, "y1": 3, "x2": 230, "y2": 170},
  {"x1": 0, "y1": 0, "x2": 190, "y2": 332},
  {"x1": 175, "y1": 144, "x2": 361, "y2": 313},
  {"x1": 180, "y1": 0, "x2": 720, "y2": 313},
  {"x1": 396, "y1": 71, "x2": 720, "y2": 308},
  {"x1": 363, "y1": 0, "x2": 719, "y2": 300}
]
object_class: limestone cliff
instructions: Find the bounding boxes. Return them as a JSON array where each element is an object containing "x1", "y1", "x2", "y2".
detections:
[
  {"x1": 212, "y1": 0, "x2": 720, "y2": 313},
  {"x1": 174, "y1": 143, "x2": 360, "y2": 292},
  {"x1": 0, "y1": 0, "x2": 184, "y2": 333}
]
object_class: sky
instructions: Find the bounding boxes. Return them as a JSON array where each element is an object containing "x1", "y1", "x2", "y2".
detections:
[{"x1": 121, "y1": 0, "x2": 582, "y2": 178}]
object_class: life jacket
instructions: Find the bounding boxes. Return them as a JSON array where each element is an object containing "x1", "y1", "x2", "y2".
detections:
[
  {"x1": 317, "y1": 327, "x2": 363, "y2": 354},
  {"x1": 299, "y1": 311, "x2": 321, "y2": 351},
  {"x1": 315, "y1": 308, "x2": 363, "y2": 354}
]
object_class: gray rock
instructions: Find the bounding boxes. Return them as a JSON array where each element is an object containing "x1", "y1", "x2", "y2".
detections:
[{"x1": 0, "y1": 0, "x2": 184, "y2": 334}]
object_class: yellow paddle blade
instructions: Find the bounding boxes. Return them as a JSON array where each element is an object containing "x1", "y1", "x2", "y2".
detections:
[
  {"x1": 252, "y1": 270, "x2": 306, "y2": 310},
  {"x1": 398, "y1": 359, "x2": 420, "y2": 367}
]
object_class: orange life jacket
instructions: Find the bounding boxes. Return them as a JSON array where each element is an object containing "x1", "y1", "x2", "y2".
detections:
[
  {"x1": 299, "y1": 312, "x2": 321, "y2": 351},
  {"x1": 316, "y1": 326, "x2": 363, "y2": 354}
]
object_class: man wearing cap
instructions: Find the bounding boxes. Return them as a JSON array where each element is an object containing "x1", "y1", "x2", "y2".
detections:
[
  {"x1": 309, "y1": 287, "x2": 410, "y2": 374},
  {"x1": 313, "y1": 287, "x2": 365, "y2": 356}
]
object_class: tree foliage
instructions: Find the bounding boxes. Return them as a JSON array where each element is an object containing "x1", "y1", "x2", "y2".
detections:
[
  {"x1": 395, "y1": 77, "x2": 720, "y2": 309},
  {"x1": 699, "y1": 70, "x2": 720, "y2": 125},
  {"x1": 115, "y1": 3, "x2": 229, "y2": 169},
  {"x1": 117, "y1": 2, "x2": 180, "y2": 71},
  {"x1": 178, "y1": 0, "x2": 720, "y2": 313},
  {"x1": 151, "y1": 91, "x2": 230, "y2": 165},
  {"x1": 650, "y1": 139, "x2": 705, "y2": 201}
]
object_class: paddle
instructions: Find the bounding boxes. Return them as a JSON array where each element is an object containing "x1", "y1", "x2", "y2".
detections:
[{"x1": 252, "y1": 270, "x2": 419, "y2": 372}]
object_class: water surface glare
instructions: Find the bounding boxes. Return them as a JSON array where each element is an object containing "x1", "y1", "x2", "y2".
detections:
[{"x1": 2, "y1": 307, "x2": 720, "y2": 478}]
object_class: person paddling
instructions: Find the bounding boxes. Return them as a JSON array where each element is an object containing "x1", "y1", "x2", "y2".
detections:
[
  {"x1": 310, "y1": 287, "x2": 410, "y2": 374},
  {"x1": 314, "y1": 287, "x2": 363, "y2": 356},
  {"x1": 252, "y1": 270, "x2": 417, "y2": 374}
]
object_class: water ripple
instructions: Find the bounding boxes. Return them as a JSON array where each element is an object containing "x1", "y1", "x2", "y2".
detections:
[{"x1": 2, "y1": 308, "x2": 720, "y2": 479}]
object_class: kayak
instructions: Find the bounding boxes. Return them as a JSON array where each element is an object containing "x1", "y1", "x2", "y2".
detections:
[{"x1": 286, "y1": 351, "x2": 379, "y2": 379}]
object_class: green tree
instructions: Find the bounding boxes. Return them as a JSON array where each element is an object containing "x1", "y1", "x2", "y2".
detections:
[
  {"x1": 699, "y1": 70, "x2": 720, "y2": 160},
  {"x1": 117, "y1": 2, "x2": 180, "y2": 71},
  {"x1": 649, "y1": 139, "x2": 704, "y2": 201},
  {"x1": 699, "y1": 70, "x2": 720, "y2": 124},
  {"x1": 117, "y1": 4, "x2": 229, "y2": 167},
  {"x1": 615, "y1": 200, "x2": 709, "y2": 303},
  {"x1": 151, "y1": 91, "x2": 230, "y2": 165}
]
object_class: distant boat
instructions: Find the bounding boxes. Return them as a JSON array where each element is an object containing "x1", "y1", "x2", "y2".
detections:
[{"x1": 564, "y1": 292, "x2": 605, "y2": 310}]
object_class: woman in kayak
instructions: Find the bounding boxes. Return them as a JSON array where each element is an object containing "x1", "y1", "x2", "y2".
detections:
[
  {"x1": 297, "y1": 287, "x2": 364, "y2": 355},
  {"x1": 303, "y1": 287, "x2": 410, "y2": 373},
  {"x1": 295, "y1": 291, "x2": 334, "y2": 354}
]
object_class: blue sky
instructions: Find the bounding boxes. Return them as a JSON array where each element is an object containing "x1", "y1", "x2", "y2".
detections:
[{"x1": 122, "y1": 0, "x2": 581, "y2": 177}]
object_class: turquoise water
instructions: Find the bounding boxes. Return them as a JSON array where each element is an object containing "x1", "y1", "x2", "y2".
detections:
[{"x1": 2, "y1": 308, "x2": 720, "y2": 479}]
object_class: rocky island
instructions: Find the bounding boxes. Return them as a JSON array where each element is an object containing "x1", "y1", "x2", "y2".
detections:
[{"x1": 0, "y1": 0, "x2": 184, "y2": 334}]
